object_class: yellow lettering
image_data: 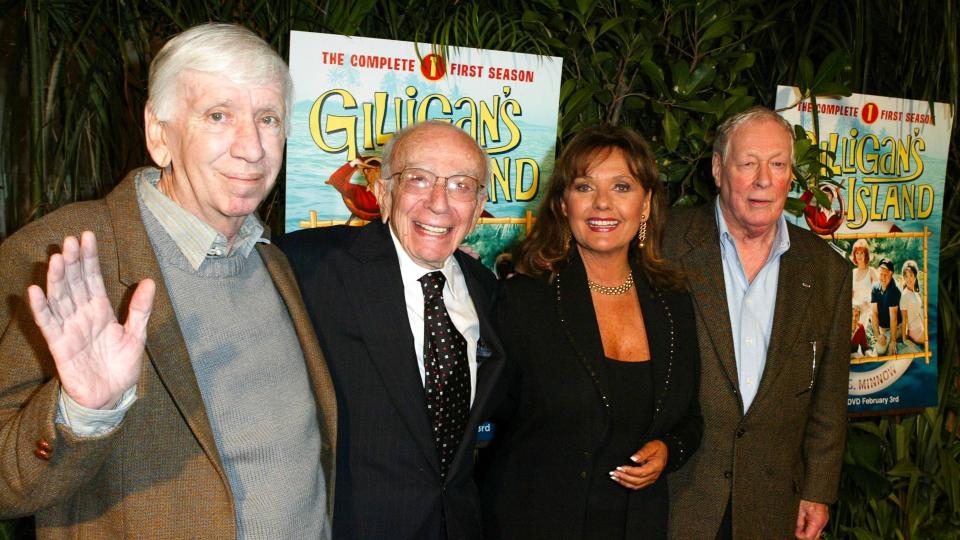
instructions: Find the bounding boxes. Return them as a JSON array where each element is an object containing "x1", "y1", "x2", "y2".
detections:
[
  {"x1": 310, "y1": 89, "x2": 359, "y2": 161},
  {"x1": 918, "y1": 184, "x2": 934, "y2": 218},
  {"x1": 900, "y1": 184, "x2": 915, "y2": 218},
  {"x1": 454, "y1": 98, "x2": 479, "y2": 140},
  {"x1": 487, "y1": 99, "x2": 523, "y2": 155},
  {"x1": 478, "y1": 96, "x2": 501, "y2": 148},
  {"x1": 856, "y1": 134, "x2": 880, "y2": 175},
  {"x1": 416, "y1": 93, "x2": 453, "y2": 122},
  {"x1": 881, "y1": 185, "x2": 900, "y2": 220},
  {"x1": 489, "y1": 157, "x2": 512, "y2": 203},
  {"x1": 514, "y1": 158, "x2": 539, "y2": 201}
]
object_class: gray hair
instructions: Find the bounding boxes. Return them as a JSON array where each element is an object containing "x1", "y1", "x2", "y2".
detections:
[
  {"x1": 146, "y1": 23, "x2": 293, "y2": 132},
  {"x1": 713, "y1": 106, "x2": 795, "y2": 164},
  {"x1": 380, "y1": 120, "x2": 490, "y2": 200}
]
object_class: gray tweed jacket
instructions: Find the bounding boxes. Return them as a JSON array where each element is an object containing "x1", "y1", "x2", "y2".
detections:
[{"x1": 664, "y1": 203, "x2": 851, "y2": 539}]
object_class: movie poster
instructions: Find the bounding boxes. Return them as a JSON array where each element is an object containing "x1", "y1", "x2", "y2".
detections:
[
  {"x1": 285, "y1": 31, "x2": 563, "y2": 271},
  {"x1": 776, "y1": 86, "x2": 952, "y2": 414}
]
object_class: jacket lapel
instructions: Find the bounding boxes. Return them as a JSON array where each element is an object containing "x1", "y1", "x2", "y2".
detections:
[
  {"x1": 104, "y1": 171, "x2": 225, "y2": 477},
  {"x1": 676, "y1": 205, "x2": 741, "y2": 397},
  {"x1": 752, "y1": 225, "x2": 815, "y2": 407},
  {"x1": 448, "y1": 251, "x2": 505, "y2": 474},
  {"x1": 555, "y1": 251, "x2": 611, "y2": 406},
  {"x1": 632, "y1": 272, "x2": 672, "y2": 433},
  {"x1": 257, "y1": 243, "x2": 338, "y2": 460},
  {"x1": 346, "y1": 222, "x2": 440, "y2": 472}
]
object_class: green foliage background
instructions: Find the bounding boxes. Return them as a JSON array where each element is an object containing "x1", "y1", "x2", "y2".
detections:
[{"x1": 1, "y1": 1, "x2": 958, "y2": 538}]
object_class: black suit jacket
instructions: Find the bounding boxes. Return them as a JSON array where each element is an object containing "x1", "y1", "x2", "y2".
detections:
[
  {"x1": 480, "y1": 251, "x2": 701, "y2": 539},
  {"x1": 279, "y1": 221, "x2": 503, "y2": 540}
]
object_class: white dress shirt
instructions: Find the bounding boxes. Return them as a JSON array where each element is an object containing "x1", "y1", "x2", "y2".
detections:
[{"x1": 389, "y1": 229, "x2": 481, "y2": 405}]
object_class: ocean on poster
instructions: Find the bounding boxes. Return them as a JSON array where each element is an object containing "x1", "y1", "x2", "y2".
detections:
[
  {"x1": 285, "y1": 31, "x2": 562, "y2": 269},
  {"x1": 776, "y1": 86, "x2": 952, "y2": 414}
]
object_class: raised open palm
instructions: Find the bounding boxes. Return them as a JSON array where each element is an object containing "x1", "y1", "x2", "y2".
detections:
[{"x1": 27, "y1": 231, "x2": 156, "y2": 410}]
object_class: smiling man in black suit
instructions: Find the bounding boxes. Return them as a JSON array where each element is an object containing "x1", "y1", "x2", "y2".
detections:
[{"x1": 279, "y1": 120, "x2": 503, "y2": 540}]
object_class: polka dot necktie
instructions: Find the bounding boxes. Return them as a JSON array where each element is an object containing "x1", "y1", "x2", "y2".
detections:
[{"x1": 418, "y1": 271, "x2": 470, "y2": 477}]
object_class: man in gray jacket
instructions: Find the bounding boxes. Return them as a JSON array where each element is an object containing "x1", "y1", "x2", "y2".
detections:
[{"x1": 666, "y1": 106, "x2": 851, "y2": 540}]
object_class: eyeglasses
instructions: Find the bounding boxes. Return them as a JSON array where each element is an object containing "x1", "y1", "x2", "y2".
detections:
[{"x1": 391, "y1": 168, "x2": 484, "y2": 202}]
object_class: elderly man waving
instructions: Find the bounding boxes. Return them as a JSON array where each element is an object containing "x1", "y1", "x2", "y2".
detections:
[{"x1": 0, "y1": 24, "x2": 336, "y2": 539}]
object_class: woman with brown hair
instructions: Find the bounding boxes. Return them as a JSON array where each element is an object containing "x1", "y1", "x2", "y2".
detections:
[
  {"x1": 480, "y1": 125, "x2": 701, "y2": 539},
  {"x1": 899, "y1": 260, "x2": 926, "y2": 348}
]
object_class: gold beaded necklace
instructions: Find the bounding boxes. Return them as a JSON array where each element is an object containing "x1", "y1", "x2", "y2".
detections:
[{"x1": 586, "y1": 273, "x2": 634, "y2": 295}]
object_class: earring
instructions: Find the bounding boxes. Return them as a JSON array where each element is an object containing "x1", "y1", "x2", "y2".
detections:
[
  {"x1": 562, "y1": 227, "x2": 572, "y2": 247},
  {"x1": 637, "y1": 216, "x2": 647, "y2": 248}
]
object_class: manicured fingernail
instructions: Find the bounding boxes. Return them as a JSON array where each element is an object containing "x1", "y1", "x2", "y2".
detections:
[
  {"x1": 630, "y1": 456, "x2": 640, "y2": 462},
  {"x1": 608, "y1": 471, "x2": 617, "y2": 477},
  {"x1": 616, "y1": 466, "x2": 625, "y2": 472}
]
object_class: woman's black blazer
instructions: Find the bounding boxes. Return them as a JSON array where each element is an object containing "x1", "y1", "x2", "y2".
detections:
[{"x1": 480, "y1": 252, "x2": 702, "y2": 539}]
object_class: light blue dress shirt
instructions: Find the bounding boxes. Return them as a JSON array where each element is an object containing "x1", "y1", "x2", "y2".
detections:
[{"x1": 715, "y1": 198, "x2": 791, "y2": 412}]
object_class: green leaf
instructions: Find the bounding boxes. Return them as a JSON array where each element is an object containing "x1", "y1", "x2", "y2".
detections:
[
  {"x1": 564, "y1": 88, "x2": 595, "y2": 114},
  {"x1": 811, "y1": 49, "x2": 849, "y2": 92},
  {"x1": 584, "y1": 25, "x2": 596, "y2": 43},
  {"x1": 662, "y1": 110, "x2": 680, "y2": 151},
  {"x1": 685, "y1": 61, "x2": 717, "y2": 94},
  {"x1": 887, "y1": 459, "x2": 924, "y2": 478},
  {"x1": 811, "y1": 185, "x2": 831, "y2": 208},
  {"x1": 597, "y1": 16, "x2": 629, "y2": 40},
  {"x1": 723, "y1": 94, "x2": 755, "y2": 115},
  {"x1": 575, "y1": 0, "x2": 594, "y2": 19},
  {"x1": 814, "y1": 82, "x2": 853, "y2": 97},
  {"x1": 640, "y1": 60, "x2": 667, "y2": 90},
  {"x1": 732, "y1": 52, "x2": 755, "y2": 73},
  {"x1": 700, "y1": 19, "x2": 732, "y2": 43},
  {"x1": 784, "y1": 197, "x2": 806, "y2": 216},
  {"x1": 674, "y1": 194, "x2": 699, "y2": 207},
  {"x1": 793, "y1": 137, "x2": 813, "y2": 159},
  {"x1": 676, "y1": 100, "x2": 716, "y2": 114}
]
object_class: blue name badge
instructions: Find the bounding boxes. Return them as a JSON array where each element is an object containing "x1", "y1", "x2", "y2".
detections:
[
  {"x1": 476, "y1": 421, "x2": 495, "y2": 444},
  {"x1": 477, "y1": 340, "x2": 493, "y2": 363}
]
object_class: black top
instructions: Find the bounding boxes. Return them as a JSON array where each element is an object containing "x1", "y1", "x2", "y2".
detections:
[
  {"x1": 871, "y1": 281, "x2": 902, "y2": 328},
  {"x1": 480, "y1": 250, "x2": 702, "y2": 540},
  {"x1": 585, "y1": 359, "x2": 653, "y2": 539}
]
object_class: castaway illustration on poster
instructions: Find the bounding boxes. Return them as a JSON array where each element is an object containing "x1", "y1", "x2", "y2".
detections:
[
  {"x1": 776, "y1": 86, "x2": 952, "y2": 414},
  {"x1": 285, "y1": 31, "x2": 562, "y2": 270}
]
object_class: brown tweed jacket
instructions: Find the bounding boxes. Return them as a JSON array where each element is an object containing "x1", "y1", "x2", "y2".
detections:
[
  {"x1": 664, "y1": 204, "x2": 851, "y2": 539},
  {"x1": 0, "y1": 169, "x2": 337, "y2": 538}
]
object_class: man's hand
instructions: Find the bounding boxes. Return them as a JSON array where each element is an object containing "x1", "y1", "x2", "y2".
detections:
[
  {"x1": 795, "y1": 499, "x2": 829, "y2": 539},
  {"x1": 27, "y1": 231, "x2": 155, "y2": 410},
  {"x1": 609, "y1": 439, "x2": 668, "y2": 490}
]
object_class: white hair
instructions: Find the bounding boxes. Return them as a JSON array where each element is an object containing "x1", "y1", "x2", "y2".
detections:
[
  {"x1": 380, "y1": 120, "x2": 489, "y2": 200},
  {"x1": 713, "y1": 106, "x2": 795, "y2": 164},
  {"x1": 146, "y1": 23, "x2": 293, "y2": 132}
]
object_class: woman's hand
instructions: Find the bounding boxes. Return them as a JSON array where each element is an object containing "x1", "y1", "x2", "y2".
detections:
[{"x1": 609, "y1": 439, "x2": 668, "y2": 490}]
